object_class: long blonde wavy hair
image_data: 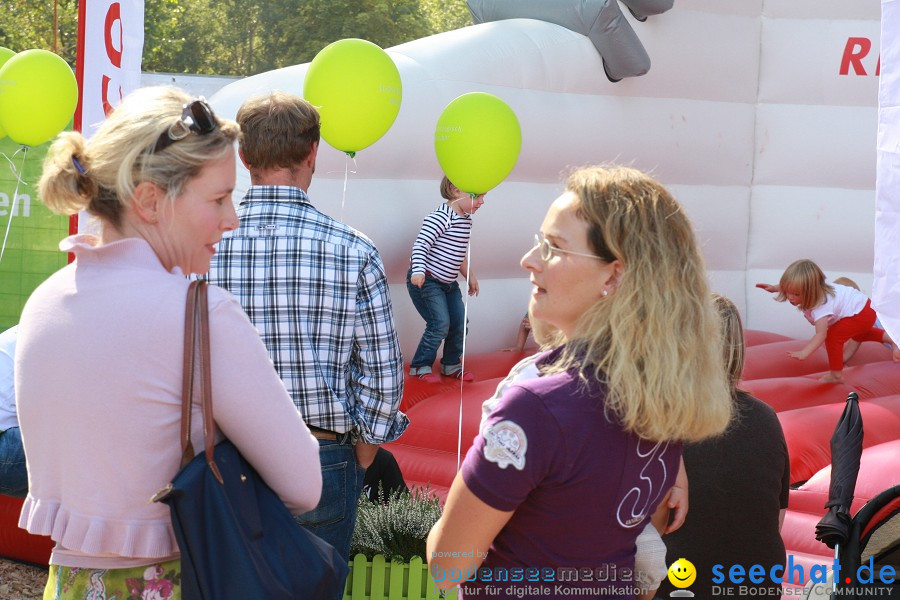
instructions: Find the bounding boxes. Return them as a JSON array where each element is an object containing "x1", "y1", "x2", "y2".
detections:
[{"x1": 544, "y1": 166, "x2": 732, "y2": 442}]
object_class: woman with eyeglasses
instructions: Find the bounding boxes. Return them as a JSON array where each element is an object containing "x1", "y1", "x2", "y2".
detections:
[
  {"x1": 427, "y1": 166, "x2": 733, "y2": 599},
  {"x1": 15, "y1": 86, "x2": 322, "y2": 597}
]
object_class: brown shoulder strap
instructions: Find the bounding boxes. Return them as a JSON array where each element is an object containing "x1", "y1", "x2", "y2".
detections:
[
  {"x1": 196, "y1": 280, "x2": 224, "y2": 484},
  {"x1": 179, "y1": 280, "x2": 200, "y2": 468}
]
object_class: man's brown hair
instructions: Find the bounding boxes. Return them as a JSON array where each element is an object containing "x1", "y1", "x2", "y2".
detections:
[{"x1": 236, "y1": 91, "x2": 320, "y2": 171}]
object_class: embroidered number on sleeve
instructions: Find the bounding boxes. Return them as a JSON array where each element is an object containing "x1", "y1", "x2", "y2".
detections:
[{"x1": 482, "y1": 420, "x2": 528, "y2": 470}]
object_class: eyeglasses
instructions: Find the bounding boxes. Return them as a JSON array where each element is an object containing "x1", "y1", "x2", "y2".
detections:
[
  {"x1": 153, "y1": 98, "x2": 219, "y2": 153},
  {"x1": 533, "y1": 234, "x2": 608, "y2": 262}
]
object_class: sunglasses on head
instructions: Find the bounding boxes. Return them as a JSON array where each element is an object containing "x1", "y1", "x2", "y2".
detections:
[{"x1": 153, "y1": 98, "x2": 219, "y2": 153}]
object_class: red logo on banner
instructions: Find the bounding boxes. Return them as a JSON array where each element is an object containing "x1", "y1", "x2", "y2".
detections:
[
  {"x1": 840, "y1": 37, "x2": 880, "y2": 76},
  {"x1": 101, "y1": 2, "x2": 123, "y2": 116}
]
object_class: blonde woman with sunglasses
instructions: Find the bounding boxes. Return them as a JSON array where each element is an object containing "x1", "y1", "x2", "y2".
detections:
[{"x1": 15, "y1": 87, "x2": 322, "y2": 598}]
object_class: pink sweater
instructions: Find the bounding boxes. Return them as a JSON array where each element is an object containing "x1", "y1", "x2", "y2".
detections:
[{"x1": 15, "y1": 235, "x2": 322, "y2": 568}]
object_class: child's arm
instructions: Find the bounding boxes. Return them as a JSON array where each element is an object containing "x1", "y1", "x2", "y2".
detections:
[
  {"x1": 409, "y1": 209, "x2": 451, "y2": 288},
  {"x1": 756, "y1": 282, "x2": 780, "y2": 294},
  {"x1": 788, "y1": 317, "x2": 828, "y2": 360},
  {"x1": 664, "y1": 456, "x2": 689, "y2": 533},
  {"x1": 459, "y1": 257, "x2": 479, "y2": 296},
  {"x1": 513, "y1": 322, "x2": 529, "y2": 352}
]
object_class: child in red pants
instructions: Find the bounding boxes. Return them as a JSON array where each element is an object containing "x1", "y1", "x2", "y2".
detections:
[{"x1": 757, "y1": 259, "x2": 900, "y2": 383}]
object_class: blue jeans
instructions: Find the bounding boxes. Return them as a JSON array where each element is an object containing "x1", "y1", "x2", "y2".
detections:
[
  {"x1": 295, "y1": 438, "x2": 365, "y2": 564},
  {"x1": 0, "y1": 427, "x2": 27, "y2": 498},
  {"x1": 406, "y1": 269, "x2": 465, "y2": 373}
]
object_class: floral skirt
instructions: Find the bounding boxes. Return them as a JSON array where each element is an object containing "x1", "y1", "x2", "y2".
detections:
[{"x1": 44, "y1": 559, "x2": 181, "y2": 600}]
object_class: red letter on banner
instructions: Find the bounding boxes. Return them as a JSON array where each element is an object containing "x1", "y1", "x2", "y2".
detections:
[
  {"x1": 105, "y1": 3, "x2": 122, "y2": 68},
  {"x1": 102, "y1": 3, "x2": 124, "y2": 115},
  {"x1": 840, "y1": 37, "x2": 871, "y2": 76}
]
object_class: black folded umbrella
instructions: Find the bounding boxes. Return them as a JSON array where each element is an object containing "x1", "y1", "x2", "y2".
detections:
[{"x1": 815, "y1": 392, "x2": 864, "y2": 550}]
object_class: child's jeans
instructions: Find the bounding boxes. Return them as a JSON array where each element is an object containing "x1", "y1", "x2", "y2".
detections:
[{"x1": 407, "y1": 269, "x2": 465, "y2": 374}]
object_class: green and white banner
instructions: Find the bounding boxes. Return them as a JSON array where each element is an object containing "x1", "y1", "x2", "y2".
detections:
[{"x1": 0, "y1": 138, "x2": 69, "y2": 330}]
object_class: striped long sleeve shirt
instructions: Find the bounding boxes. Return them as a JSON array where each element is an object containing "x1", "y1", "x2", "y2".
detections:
[{"x1": 409, "y1": 203, "x2": 473, "y2": 283}]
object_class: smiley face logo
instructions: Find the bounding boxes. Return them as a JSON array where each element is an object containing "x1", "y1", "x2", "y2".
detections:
[{"x1": 667, "y1": 558, "x2": 696, "y2": 588}]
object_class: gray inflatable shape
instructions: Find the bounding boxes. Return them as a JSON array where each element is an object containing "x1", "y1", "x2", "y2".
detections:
[{"x1": 467, "y1": 0, "x2": 674, "y2": 81}]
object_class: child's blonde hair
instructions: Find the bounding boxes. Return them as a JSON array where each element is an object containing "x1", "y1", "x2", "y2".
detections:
[
  {"x1": 775, "y1": 259, "x2": 834, "y2": 311},
  {"x1": 833, "y1": 276, "x2": 861, "y2": 291},
  {"x1": 713, "y1": 294, "x2": 745, "y2": 394},
  {"x1": 439, "y1": 176, "x2": 458, "y2": 201}
]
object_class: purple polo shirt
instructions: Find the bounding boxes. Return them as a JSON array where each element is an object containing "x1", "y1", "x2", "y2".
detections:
[{"x1": 458, "y1": 349, "x2": 681, "y2": 599}]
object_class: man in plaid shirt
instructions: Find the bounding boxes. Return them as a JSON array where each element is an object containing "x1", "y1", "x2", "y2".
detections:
[{"x1": 207, "y1": 92, "x2": 407, "y2": 562}]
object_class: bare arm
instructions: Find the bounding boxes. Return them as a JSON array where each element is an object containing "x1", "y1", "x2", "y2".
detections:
[
  {"x1": 426, "y1": 472, "x2": 514, "y2": 590},
  {"x1": 354, "y1": 442, "x2": 379, "y2": 469},
  {"x1": 512, "y1": 324, "x2": 529, "y2": 352},
  {"x1": 664, "y1": 456, "x2": 689, "y2": 533},
  {"x1": 789, "y1": 317, "x2": 829, "y2": 360},
  {"x1": 756, "y1": 282, "x2": 780, "y2": 294},
  {"x1": 459, "y1": 257, "x2": 478, "y2": 296}
]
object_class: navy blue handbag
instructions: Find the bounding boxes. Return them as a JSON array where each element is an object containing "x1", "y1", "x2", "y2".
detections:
[{"x1": 153, "y1": 280, "x2": 348, "y2": 599}]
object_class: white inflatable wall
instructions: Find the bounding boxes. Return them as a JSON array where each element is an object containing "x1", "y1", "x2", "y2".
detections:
[{"x1": 210, "y1": 0, "x2": 882, "y2": 358}]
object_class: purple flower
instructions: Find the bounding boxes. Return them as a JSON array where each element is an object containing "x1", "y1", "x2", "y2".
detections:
[
  {"x1": 141, "y1": 578, "x2": 175, "y2": 600},
  {"x1": 126, "y1": 577, "x2": 144, "y2": 596}
]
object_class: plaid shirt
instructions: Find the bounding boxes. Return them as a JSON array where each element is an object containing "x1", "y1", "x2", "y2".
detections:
[{"x1": 207, "y1": 186, "x2": 407, "y2": 443}]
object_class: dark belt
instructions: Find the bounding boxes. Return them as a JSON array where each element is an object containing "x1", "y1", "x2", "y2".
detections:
[
  {"x1": 425, "y1": 270, "x2": 450, "y2": 282},
  {"x1": 308, "y1": 425, "x2": 343, "y2": 441}
]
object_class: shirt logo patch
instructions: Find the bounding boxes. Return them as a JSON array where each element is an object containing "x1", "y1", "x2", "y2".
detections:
[{"x1": 483, "y1": 420, "x2": 527, "y2": 470}]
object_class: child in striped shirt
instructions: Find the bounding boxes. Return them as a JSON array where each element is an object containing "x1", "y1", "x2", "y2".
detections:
[{"x1": 407, "y1": 176, "x2": 485, "y2": 383}]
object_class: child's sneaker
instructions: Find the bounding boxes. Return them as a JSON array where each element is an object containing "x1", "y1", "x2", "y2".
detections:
[{"x1": 442, "y1": 369, "x2": 474, "y2": 382}]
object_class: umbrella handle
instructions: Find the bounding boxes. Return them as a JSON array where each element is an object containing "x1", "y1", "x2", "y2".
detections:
[{"x1": 833, "y1": 544, "x2": 840, "y2": 596}]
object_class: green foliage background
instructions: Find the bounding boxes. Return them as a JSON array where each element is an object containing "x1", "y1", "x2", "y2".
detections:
[{"x1": 0, "y1": 0, "x2": 472, "y2": 75}]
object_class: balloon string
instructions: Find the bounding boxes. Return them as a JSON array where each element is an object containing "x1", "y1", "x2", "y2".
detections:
[
  {"x1": 456, "y1": 236, "x2": 473, "y2": 473},
  {"x1": 0, "y1": 146, "x2": 29, "y2": 268},
  {"x1": 0, "y1": 147, "x2": 28, "y2": 186},
  {"x1": 331, "y1": 153, "x2": 359, "y2": 222}
]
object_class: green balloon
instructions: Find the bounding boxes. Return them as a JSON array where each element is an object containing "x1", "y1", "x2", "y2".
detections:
[
  {"x1": 0, "y1": 47, "x2": 15, "y2": 139},
  {"x1": 434, "y1": 92, "x2": 522, "y2": 195},
  {"x1": 0, "y1": 49, "x2": 78, "y2": 147},
  {"x1": 304, "y1": 39, "x2": 402, "y2": 154}
]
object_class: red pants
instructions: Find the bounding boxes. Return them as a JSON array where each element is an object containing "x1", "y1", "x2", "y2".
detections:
[{"x1": 825, "y1": 300, "x2": 884, "y2": 371}]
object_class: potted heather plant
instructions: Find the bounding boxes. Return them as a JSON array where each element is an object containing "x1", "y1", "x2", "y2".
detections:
[{"x1": 344, "y1": 486, "x2": 444, "y2": 600}]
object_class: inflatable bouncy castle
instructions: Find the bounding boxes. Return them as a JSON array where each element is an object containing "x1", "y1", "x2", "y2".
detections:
[{"x1": 210, "y1": 0, "x2": 884, "y2": 358}]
